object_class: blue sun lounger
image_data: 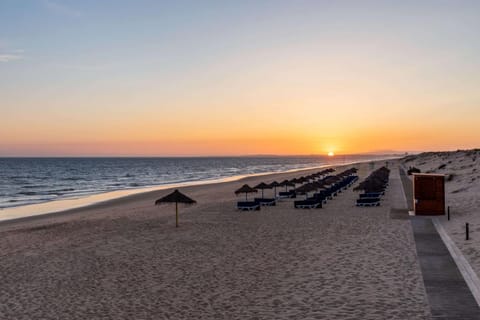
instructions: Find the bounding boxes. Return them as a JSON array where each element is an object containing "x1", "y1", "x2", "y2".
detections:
[
  {"x1": 278, "y1": 191, "x2": 296, "y2": 199},
  {"x1": 356, "y1": 198, "x2": 381, "y2": 207},
  {"x1": 237, "y1": 201, "x2": 260, "y2": 211},
  {"x1": 294, "y1": 199, "x2": 322, "y2": 209},
  {"x1": 254, "y1": 198, "x2": 276, "y2": 206},
  {"x1": 312, "y1": 192, "x2": 329, "y2": 204},
  {"x1": 359, "y1": 192, "x2": 384, "y2": 199}
]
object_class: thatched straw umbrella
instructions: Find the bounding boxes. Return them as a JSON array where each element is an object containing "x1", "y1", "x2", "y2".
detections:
[
  {"x1": 280, "y1": 179, "x2": 295, "y2": 191},
  {"x1": 269, "y1": 181, "x2": 281, "y2": 198},
  {"x1": 290, "y1": 178, "x2": 301, "y2": 186},
  {"x1": 296, "y1": 183, "x2": 316, "y2": 198},
  {"x1": 254, "y1": 182, "x2": 272, "y2": 198},
  {"x1": 155, "y1": 189, "x2": 196, "y2": 228},
  {"x1": 235, "y1": 184, "x2": 257, "y2": 201},
  {"x1": 311, "y1": 181, "x2": 325, "y2": 190},
  {"x1": 295, "y1": 184, "x2": 309, "y2": 197},
  {"x1": 297, "y1": 176, "x2": 308, "y2": 184}
]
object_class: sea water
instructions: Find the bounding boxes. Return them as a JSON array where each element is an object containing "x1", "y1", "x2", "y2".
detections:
[{"x1": 0, "y1": 155, "x2": 396, "y2": 210}]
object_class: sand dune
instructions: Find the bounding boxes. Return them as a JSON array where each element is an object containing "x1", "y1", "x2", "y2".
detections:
[
  {"x1": 402, "y1": 149, "x2": 480, "y2": 280},
  {"x1": 0, "y1": 161, "x2": 431, "y2": 319}
]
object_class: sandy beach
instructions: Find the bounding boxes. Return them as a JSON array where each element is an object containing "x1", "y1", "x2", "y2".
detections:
[
  {"x1": 4, "y1": 1, "x2": 480, "y2": 318},
  {"x1": 0, "y1": 160, "x2": 433, "y2": 319}
]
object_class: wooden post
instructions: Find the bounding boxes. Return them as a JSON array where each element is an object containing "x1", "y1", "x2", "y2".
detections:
[
  {"x1": 175, "y1": 202, "x2": 179, "y2": 228},
  {"x1": 466, "y1": 223, "x2": 469, "y2": 240}
]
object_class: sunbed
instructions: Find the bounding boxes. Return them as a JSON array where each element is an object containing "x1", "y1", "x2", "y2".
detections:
[
  {"x1": 359, "y1": 192, "x2": 383, "y2": 199},
  {"x1": 278, "y1": 191, "x2": 296, "y2": 199},
  {"x1": 254, "y1": 198, "x2": 276, "y2": 206},
  {"x1": 312, "y1": 192, "x2": 329, "y2": 204},
  {"x1": 356, "y1": 198, "x2": 381, "y2": 207},
  {"x1": 237, "y1": 201, "x2": 260, "y2": 211},
  {"x1": 294, "y1": 199, "x2": 322, "y2": 209}
]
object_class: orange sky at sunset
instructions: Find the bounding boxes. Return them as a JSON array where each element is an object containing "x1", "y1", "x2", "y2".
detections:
[{"x1": 1, "y1": 1, "x2": 479, "y2": 156}]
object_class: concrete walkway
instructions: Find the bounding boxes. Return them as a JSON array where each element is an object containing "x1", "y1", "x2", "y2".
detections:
[
  {"x1": 388, "y1": 166, "x2": 410, "y2": 220},
  {"x1": 399, "y1": 167, "x2": 480, "y2": 319}
]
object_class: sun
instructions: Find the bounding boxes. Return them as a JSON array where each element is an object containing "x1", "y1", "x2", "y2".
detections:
[{"x1": 328, "y1": 151, "x2": 335, "y2": 157}]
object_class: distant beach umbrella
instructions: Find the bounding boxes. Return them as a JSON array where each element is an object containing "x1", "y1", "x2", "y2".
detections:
[
  {"x1": 235, "y1": 184, "x2": 258, "y2": 201},
  {"x1": 290, "y1": 178, "x2": 300, "y2": 185},
  {"x1": 155, "y1": 189, "x2": 196, "y2": 228},
  {"x1": 296, "y1": 183, "x2": 316, "y2": 198},
  {"x1": 297, "y1": 176, "x2": 309, "y2": 184},
  {"x1": 311, "y1": 181, "x2": 325, "y2": 190},
  {"x1": 289, "y1": 178, "x2": 302, "y2": 190},
  {"x1": 254, "y1": 182, "x2": 272, "y2": 198},
  {"x1": 323, "y1": 176, "x2": 338, "y2": 185},
  {"x1": 269, "y1": 181, "x2": 281, "y2": 198},
  {"x1": 355, "y1": 179, "x2": 385, "y2": 193},
  {"x1": 294, "y1": 184, "x2": 308, "y2": 194},
  {"x1": 280, "y1": 179, "x2": 295, "y2": 191}
]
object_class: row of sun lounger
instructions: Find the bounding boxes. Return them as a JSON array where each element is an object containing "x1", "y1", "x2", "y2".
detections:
[
  {"x1": 235, "y1": 168, "x2": 359, "y2": 210},
  {"x1": 354, "y1": 167, "x2": 390, "y2": 207},
  {"x1": 235, "y1": 168, "x2": 337, "y2": 211},
  {"x1": 294, "y1": 170, "x2": 359, "y2": 209}
]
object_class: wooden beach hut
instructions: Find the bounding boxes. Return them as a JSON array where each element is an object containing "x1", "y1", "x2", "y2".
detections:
[{"x1": 413, "y1": 173, "x2": 445, "y2": 215}]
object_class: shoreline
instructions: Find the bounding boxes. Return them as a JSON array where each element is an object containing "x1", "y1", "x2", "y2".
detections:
[
  {"x1": 0, "y1": 157, "x2": 397, "y2": 226},
  {"x1": 0, "y1": 159, "x2": 432, "y2": 319}
]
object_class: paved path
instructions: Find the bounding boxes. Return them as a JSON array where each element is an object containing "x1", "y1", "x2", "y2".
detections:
[
  {"x1": 399, "y1": 167, "x2": 480, "y2": 319},
  {"x1": 388, "y1": 166, "x2": 409, "y2": 220}
]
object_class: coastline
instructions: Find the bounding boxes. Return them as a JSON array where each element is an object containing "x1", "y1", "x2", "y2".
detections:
[
  {"x1": 0, "y1": 159, "x2": 432, "y2": 319},
  {"x1": 0, "y1": 156, "x2": 399, "y2": 224}
]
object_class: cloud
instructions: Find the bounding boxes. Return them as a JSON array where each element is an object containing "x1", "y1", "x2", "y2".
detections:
[
  {"x1": 0, "y1": 53, "x2": 23, "y2": 63},
  {"x1": 43, "y1": 0, "x2": 82, "y2": 17}
]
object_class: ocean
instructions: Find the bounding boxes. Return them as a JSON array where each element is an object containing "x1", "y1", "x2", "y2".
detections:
[{"x1": 0, "y1": 155, "x2": 396, "y2": 210}]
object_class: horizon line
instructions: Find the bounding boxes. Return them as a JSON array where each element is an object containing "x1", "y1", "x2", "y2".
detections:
[{"x1": 0, "y1": 152, "x2": 414, "y2": 158}]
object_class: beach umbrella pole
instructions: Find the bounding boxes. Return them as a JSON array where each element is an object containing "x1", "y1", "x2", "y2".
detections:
[
  {"x1": 176, "y1": 201, "x2": 179, "y2": 228},
  {"x1": 155, "y1": 189, "x2": 196, "y2": 229}
]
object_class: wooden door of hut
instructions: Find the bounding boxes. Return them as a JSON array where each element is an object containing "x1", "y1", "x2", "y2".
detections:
[{"x1": 413, "y1": 174, "x2": 445, "y2": 215}]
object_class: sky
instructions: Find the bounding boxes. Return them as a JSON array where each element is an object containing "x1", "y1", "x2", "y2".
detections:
[{"x1": 1, "y1": 0, "x2": 479, "y2": 156}]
